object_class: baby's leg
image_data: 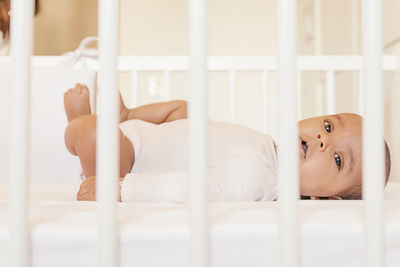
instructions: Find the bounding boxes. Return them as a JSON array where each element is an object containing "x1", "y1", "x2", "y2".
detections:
[
  {"x1": 64, "y1": 114, "x2": 135, "y2": 178},
  {"x1": 64, "y1": 83, "x2": 134, "y2": 177}
]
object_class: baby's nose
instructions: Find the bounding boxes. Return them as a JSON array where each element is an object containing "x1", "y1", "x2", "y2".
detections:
[{"x1": 317, "y1": 133, "x2": 328, "y2": 151}]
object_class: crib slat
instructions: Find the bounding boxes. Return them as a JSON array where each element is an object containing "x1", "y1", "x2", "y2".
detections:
[
  {"x1": 315, "y1": 81, "x2": 323, "y2": 115},
  {"x1": 326, "y1": 70, "x2": 335, "y2": 114},
  {"x1": 313, "y1": 0, "x2": 322, "y2": 55},
  {"x1": 362, "y1": 1, "x2": 385, "y2": 267},
  {"x1": 8, "y1": 0, "x2": 34, "y2": 266},
  {"x1": 297, "y1": 71, "x2": 302, "y2": 119},
  {"x1": 359, "y1": 69, "x2": 364, "y2": 115},
  {"x1": 97, "y1": 0, "x2": 119, "y2": 267},
  {"x1": 164, "y1": 70, "x2": 171, "y2": 101},
  {"x1": 229, "y1": 70, "x2": 236, "y2": 123},
  {"x1": 189, "y1": 0, "x2": 209, "y2": 267},
  {"x1": 130, "y1": 71, "x2": 138, "y2": 107},
  {"x1": 277, "y1": 1, "x2": 300, "y2": 267},
  {"x1": 262, "y1": 70, "x2": 269, "y2": 133}
]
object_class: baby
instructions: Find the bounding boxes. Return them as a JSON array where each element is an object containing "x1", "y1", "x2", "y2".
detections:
[{"x1": 64, "y1": 84, "x2": 391, "y2": 202}]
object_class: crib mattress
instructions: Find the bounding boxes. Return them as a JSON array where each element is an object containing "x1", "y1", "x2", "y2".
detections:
[{"x1": 0, "y1": 182, "x2": 400, "y2": 267}]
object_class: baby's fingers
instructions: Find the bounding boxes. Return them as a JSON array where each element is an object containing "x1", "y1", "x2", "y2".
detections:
[
  {"x1": 76, "y1": 176, "x2": 97, "y2": 201},
  {"x1": 77, "y1": 184, "x2": 95, "y2": 201},
  {"x1": 77, "y1": 191, "x2": 96, "y2": 201}
]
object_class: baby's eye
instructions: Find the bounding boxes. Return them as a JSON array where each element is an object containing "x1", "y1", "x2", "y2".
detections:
[
  {"x1": 334, "y1": 153, "x2": 342, "y2": 170},
  {"x1": 324, "y1": 121, "x2": 332, "y2": 133}
]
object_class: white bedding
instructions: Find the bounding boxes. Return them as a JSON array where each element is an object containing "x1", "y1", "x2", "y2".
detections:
[{"x1": 0, "y1": 181, "x2": 399, "y2": 267}]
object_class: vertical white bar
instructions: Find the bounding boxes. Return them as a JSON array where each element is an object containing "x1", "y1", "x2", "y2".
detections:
[
  {"x1": 262, "y1": 70, "x2": 269, "y2": 133},
  {"x1": 313, "y1": 0, "x2": 322, "y2": 55},
  {"x1": 229, "y1": 70, "x2": 236, "y2": 123},
  {"x1": 8, "y1": 0, "x2": 34, "y2": 267},
  {"x1": 297, "y1": 71, "x2": 302, "y2": 119},
  {"x1": 391, "y1": 49, "x2": 400, "y2": 186},
  {"x1": 315, "y1": 81, "x2": 323, "y2": 115},
  {"x1": 314, "y1": 0, "x2": 323, "y2": 118},
  {"x1": 97, "y1": 0, "x2": 119, "y2": 267},
  {"x1": 362, "y1": 1, "x2": 385, "y2": 267},
  {"x1": 351, "y1": 0, "x2": 360, "y2": 54},
  {"x1": 352, "y1": 0, "x2": 361, "y2": 114},
  {"x1": 189, "y1": 0, "x2": 208, "y2": 267},
  {"x1": 359, "y1": 69, "x2": 364, "y2": 115},
  {"x1": 326, "y1": 70, "x2": 335, "y2": 114},
  {"x1": 164, "y1": 70, "x2": 171, "y2": 101},
  {"x1": 277, "y1": 1, "x2": 300, "y2": 267},
  {"x1": 130, "y1": 71, "x2": 138, "y2": 107}
]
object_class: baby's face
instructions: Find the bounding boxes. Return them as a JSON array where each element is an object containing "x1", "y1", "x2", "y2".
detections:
[{"x1": 298, "y1": 113, "x2": 362, "y2": 198}]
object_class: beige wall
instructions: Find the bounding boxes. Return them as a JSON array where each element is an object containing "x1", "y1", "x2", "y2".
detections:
[
  {"x1": 34, "y1": 0, "x2": 97, "y2": 55},
  {"x1": 33, "y1": 0, "x2": 400, "y2": 55}
]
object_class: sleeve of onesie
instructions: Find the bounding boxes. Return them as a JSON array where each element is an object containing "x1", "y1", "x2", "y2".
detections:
[{"x1": 121, "y1": 171, "x2": 226, "y2": 203}]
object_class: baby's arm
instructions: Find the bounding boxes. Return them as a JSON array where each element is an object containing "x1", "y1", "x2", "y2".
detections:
[{"x1": 124, "y1": 100, "x2": 187, "y2": 124}]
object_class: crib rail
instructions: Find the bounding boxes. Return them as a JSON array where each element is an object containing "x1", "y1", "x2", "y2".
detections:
[
  {"x1": 8, "y1": 0, "x2": 33, "y2": 267},
  {"x1": 277, "y1": 1, "x2": 299, "y2": 266},
  {"x1": 2, "y1": 55, "x2": 398, "y2": 70},
  {"x1": 1, "y1": 54, "x2": 397, "y2": 119},
  {"x1": 188, "y1": 0, "x2": 208, "y2": 266},
  {"x1": 363, "y1": 1, "x2": 385, "y2": 266},
  {"x1": 97, "y1": 0, "x2": 119, "y2": 267}
]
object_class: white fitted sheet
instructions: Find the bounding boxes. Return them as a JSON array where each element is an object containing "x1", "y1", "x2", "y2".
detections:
[{"x1": 0, "y1": 181, "x2": 400, "y2": 267}]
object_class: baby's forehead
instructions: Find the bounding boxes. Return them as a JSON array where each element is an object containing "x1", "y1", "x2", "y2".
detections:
[
  {"x1": 333, "y1": 113, "x2": 361, "y2": 123},
  {"x1": 330, "y1": 113, "x2": 362, "y2": 132}
]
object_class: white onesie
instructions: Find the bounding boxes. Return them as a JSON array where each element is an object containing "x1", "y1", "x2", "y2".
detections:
[{"x1": 119, "y1": 119, "x2": 278, "y2": 203}]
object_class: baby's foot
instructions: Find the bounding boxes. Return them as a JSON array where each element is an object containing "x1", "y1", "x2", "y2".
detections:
[{"x1": 64, "y1": 83, "x2": 92, "y2": 122}]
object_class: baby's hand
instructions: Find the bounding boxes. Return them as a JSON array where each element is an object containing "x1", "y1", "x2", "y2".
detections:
[
  {"x1": 76, "y1": 176, "x2": 124, "y2": 201},
  {"x1": 77, "y1": 176, "x2": 96, "y2": 201}
]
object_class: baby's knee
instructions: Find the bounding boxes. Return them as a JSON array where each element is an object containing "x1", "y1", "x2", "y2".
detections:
[{"x1": 65, "y1": 115, "x2": 97, "y2": 154}]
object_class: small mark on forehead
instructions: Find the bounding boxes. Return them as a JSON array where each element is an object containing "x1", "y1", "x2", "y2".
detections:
[{"x1": 348, "y1": 146, "x2": 354, "y2": 174}]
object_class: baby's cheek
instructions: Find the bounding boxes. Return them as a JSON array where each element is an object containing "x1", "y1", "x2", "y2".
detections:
[
  {"x1": 299, "y1": 160, "x2": 313, "y2": 178},
  {"x1": 299, "y1": 175, "x2": 317, "y2": 195},
  {"x1": 299, "y1": 162, "x2": 325, "y2": 192}
]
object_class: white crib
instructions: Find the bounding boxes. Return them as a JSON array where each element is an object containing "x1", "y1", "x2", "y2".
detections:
[
  {"x1": 1, "y1": 0, "x2": 399, "y2": 267},
  {"x1": 0, "y1": 54, "x2": 399, "y2": 267}
]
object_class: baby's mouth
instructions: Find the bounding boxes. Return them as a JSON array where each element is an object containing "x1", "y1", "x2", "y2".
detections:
[{"x1": 302, "y1": 141, "x2": 308, "y2": 157}]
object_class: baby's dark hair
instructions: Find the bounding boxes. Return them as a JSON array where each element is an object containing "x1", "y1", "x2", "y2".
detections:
[{"x1": 341, "y1": 140, "x2": 391, "y2": 200}]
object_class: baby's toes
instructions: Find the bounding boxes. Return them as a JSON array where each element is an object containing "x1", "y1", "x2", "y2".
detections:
[
  {"x1": 81, "y1": 85, "x2": 89, "y2": 95},
  {"x1": 74, "y1": 84, "x2": 83, "y2": 94},
  {"x1": 64, "y1": 88, "x2": 73, "y2": 97}
]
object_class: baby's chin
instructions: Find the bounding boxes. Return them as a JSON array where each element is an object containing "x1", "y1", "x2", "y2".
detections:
[{"x1": 299, "y1": 181, "x2": 314, "y2": 196}]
